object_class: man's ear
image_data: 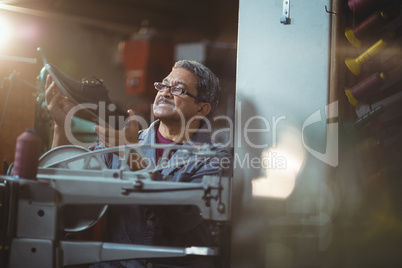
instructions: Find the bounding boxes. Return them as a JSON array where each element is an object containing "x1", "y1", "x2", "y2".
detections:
[{"x1": 197, "y1": 103, "x2": 211, "y2": 117}]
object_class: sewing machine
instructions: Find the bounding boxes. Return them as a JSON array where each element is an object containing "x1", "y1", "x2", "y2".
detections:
[{"x1": 0, "y1": 144, "x2": 231, "y2": 267}]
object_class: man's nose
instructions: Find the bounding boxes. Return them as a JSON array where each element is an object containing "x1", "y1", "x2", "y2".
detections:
[{"x1": 160, "y1": 86, "x2": 173, "y2": 97}]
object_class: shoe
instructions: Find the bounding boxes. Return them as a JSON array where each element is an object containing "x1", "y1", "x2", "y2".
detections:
[{"x1": 46, "y1": 64, "x2": 128, "y2": 129}]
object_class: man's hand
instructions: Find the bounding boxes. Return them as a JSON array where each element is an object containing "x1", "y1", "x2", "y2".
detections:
[
  {"x1": 45, "y1": 74, "x2": 75, "y2": 128},
  {"x1": 95, "y1": 109, "x2": 139, "y2": 149},
  {"x1": 95, "y1": 110, "x2": 147, "y2": 170},
  {"x1": 45, "y1": 74, "x2": 76, "y2": 147}
]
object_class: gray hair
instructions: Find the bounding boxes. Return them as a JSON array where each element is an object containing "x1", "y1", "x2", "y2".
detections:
[{"x1": 173, "y1": 60, "x2": 221, "y2": 116}]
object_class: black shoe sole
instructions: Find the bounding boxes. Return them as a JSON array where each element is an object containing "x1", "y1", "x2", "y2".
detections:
[{"x1": 46, "y1": 64, "x2": 128, "y2": 130}]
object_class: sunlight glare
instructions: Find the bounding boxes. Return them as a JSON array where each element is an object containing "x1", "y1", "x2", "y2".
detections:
[
  {"x1": 0, "y1": 17, "x2": 12, "y2": 51},
  {"x1": 252, "y1": 126, "x2": 305, "y2": 199}
]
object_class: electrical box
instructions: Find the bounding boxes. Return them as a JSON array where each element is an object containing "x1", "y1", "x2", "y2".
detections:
[{"x1": 119, "y1": 40, "x2": 174, "y2": 98}]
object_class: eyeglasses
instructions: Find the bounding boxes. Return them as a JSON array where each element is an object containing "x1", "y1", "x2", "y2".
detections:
[{"x1": 154, "y1": 82, "x2": 204, "y2": 102}]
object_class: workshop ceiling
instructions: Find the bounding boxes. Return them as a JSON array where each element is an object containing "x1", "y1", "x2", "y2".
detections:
[{"x1": 0, "y1": 0, "x2": 237, "y2": 38}]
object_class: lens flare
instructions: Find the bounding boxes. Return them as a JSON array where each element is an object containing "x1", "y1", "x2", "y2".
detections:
[
  {"x1": 0, "y1": 17, "x2": 11, "y2": 51},
  {"x1": 252, "y1": 126, "x2": 305, "y2": 199}
]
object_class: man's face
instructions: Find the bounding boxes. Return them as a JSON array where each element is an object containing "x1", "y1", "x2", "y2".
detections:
[{"x1": 153, "y1": 68, "x2": 202, "y2": 122}]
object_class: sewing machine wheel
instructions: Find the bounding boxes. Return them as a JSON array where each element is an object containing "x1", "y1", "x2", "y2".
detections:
[
  {"x1": 39, "y1": 144, "x2": 103, "y2": 169},
  {"x1": 39, "y1": 145, "x2": 107, "y2": 232}
]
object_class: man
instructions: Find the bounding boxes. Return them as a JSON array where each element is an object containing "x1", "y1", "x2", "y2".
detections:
[{"x1": 45, "y1": 60, "x2": 232, "y2": 267}]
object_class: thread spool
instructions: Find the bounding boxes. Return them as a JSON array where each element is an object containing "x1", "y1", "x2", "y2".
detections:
[
  {"x1": 381, "y1": 52, "x2": 402, "y2": 73},
  {"x1": 345, "y1": 38, "x2": 388, "y2": 76},
  {"x1": 347, "y1": 0, "x2": 384, "y2": 17},
  {"x1": 367, "y1": 78, "x2": 402, "y2": 104},
  {"x1": 345, "y1": 72, "x2": 388, "y2": 106},
  {"x1": 13, "y1": 129, "x2": 41, "y2": 179},
  {"x1": 354, "y1": 105, "x2": 385, "y2": 128},
  {"x1": 343, "y1": 105, "x2": 384, "y2": 132},
  {"x1": 345, "y1": 11, "x2": 389, "y2": 47},
  {"x1": 370, "y1": 89, "x2": 402, "y2": 113}
]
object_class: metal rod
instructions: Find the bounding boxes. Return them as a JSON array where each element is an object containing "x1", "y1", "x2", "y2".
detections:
[
  {"x1": 0, "y1": 3, "x2": 136, "y2": 34},
  {"x1": 0, "y1": 55, "x2": 37, "y2": 64},
  {"x1": 0, "y1": 73, "x2": 15, "y2": 131}
]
